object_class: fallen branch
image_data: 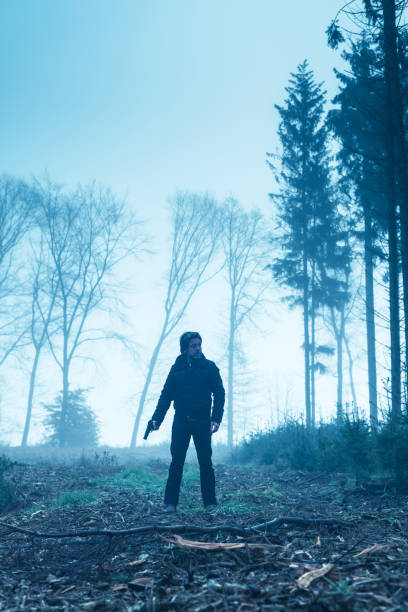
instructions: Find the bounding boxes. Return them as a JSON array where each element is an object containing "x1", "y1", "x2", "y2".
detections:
[
  {"x1": 165, "y1": 534, "x2": 273, "y2": 550},
  {"x1": 0, "y1": 516, "x2": 352, "y2": 540},
  {"x1": 251, "y1": 517, "x2": 351, "y2": 531},
  {"x1": 297, "y1": 563, "x2": 334, "y2": 589}
]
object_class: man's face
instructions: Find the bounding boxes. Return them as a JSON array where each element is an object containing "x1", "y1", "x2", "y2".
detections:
[{"x1": 187, "y1": 337, "x2": 202, "y2": 359}]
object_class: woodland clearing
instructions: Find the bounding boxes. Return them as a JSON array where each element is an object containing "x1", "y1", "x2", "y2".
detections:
[{"x1": 0, "y1": 452, "x2": 407, "y2": 611}]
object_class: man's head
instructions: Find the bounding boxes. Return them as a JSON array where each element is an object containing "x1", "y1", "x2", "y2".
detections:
[{"x1": 180, "y1": 331, "x2": 202, "y2": 359}]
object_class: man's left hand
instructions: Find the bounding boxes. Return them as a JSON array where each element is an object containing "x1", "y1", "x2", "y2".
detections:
[{"x1": 210, "y1": 421, "x2": 219, "y2": 434}]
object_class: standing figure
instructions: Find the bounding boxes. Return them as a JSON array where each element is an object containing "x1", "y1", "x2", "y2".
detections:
[{"x1": 150, "y1": 331, "x2": 225, "y2": 513}]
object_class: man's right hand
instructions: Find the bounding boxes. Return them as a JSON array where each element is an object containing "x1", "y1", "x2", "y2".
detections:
[
  {"x1": 210, "y1": 421, "x2": 219, "y2": 434},
  {"x1": 152, "y1": 421, "x2": 159, "y2": 430}
]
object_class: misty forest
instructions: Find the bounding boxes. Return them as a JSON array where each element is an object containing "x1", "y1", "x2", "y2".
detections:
[{"x1": 2, "y1": 1, "x2": 408, "y2": 610}]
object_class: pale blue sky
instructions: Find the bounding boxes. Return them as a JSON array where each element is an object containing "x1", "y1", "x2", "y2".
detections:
[
  {"x1": 0, "y1": 0, "x2": 345, "y2": 209},
  {"x1": 1, "y1": 0, "x2": 366, "y2": 445}
]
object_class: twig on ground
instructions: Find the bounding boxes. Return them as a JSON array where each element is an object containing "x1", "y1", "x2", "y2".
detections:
[{"x1": 0, "y1": 516, "x2": 352, "y2": 540}]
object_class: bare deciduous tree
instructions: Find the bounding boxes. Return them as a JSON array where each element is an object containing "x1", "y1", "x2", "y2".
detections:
[
  {"x1": 129, "y1": 191, "x2": 223, "y2": 447},
  {"x1": 222, "y1": 198, "x2": 272, "y2": 450},
  {"x1": 21, "y1": 236, "x2": 59, "y2": 446},
  {"x1": 37, "y1": 180, "x2": 144, "y2": 447},
  {"x1": 0, "y1": 175, "x2": 33, "y2": 366}
]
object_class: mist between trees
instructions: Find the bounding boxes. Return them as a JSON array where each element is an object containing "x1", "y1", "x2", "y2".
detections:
[{"x1": 1, "y1": 0, "x2": 408, "y2": 453}]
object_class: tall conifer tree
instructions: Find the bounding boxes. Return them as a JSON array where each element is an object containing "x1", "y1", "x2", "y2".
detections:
[
  {"x1": 329, "y1": 38, "x2": 388, "y2": 426},
  {"x1": 268, "y1": 61, "x2": 334, "y2": 426},
  {"x1": 328, "y1": 0, "x2": 408, "y2": 422}
]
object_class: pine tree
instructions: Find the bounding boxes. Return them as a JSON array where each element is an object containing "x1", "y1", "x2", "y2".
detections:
[
  {"x1": 329, "y1": 36, "x2": 393, "y2": 425},
  {"x1": 317, "y1": 204, "x2": 353, "y2": 423},
  {"x1": 327, "y1": 0, "x2": 408, "y2": 422},
  {"x1": 269, "y1": 61, "x2": 335, "y2": 426}
]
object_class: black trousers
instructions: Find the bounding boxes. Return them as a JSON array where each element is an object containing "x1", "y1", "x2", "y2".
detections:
[{"x1": 164, "y1": 414, "x2": 216, "y2": 506}]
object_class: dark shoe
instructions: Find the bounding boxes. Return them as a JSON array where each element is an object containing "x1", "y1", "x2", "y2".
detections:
[
  {"x1": 204, "y1": 503, "x2": 217, "y2": 512},
  {"x1": 164, "y1": 504, "x2": 176, "y2": 514}
]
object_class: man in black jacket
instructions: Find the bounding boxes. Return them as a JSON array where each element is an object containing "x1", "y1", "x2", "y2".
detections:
[{"x1": 150, "y1": 331, "x2": 225, "y2": 513}]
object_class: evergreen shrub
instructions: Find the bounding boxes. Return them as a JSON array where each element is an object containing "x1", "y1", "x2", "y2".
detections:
[
  {"x1": 340, "y1": 417, "x2": 373, "y2": 480},
  {"x1": 0, "y1": 455, "x2": 16, "y2": 511},
  {"x1": 377, "y1": 414, "x2": 408, "y2": 491},
  {"x1": 315, "y1": 423, "x2": 343, "y2": 472},
  {"x1": 234, "y1": 414, "x2": 408, "y2": 489},
  {"x1": 233, "y1": 416, "x2": 376, "y2": 479},
  {"x1": 43, "y1": 388, "x2": 99, "y2": 447}
]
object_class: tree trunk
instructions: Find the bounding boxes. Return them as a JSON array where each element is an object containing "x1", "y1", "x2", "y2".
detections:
[
  {"x1": 60, "y1": 329, "x2": 70, "y2": 448},
  {"x1": 335, "y1": 306, "x2": 345, "y2": 424},
  {"x1": 21, "y1": 348, "x2": 41, "y2": 447},
  {"x1": 336, "y1": 329, "x2": 343, "y2": 423},
  {"x1": 227, "y1": 297, "x2": 236, "y2": 451},
  {"x1": 61, "y1": 362, "x2": 70, "y2": 448},
  {"x1": 310, "y1": 267, "x2": 316, "y2": 427},
  {"x1": 388, "y1": 192, "x2": 401, "y2": 421},
  {"x1": 385, "y1": 148, "x2": 401, "y2": 421},
  {"x1": 363, "y1": 203, "x2": 378, "y2": 427},
  {"x1": 310, "y1": 305, "x2": 316, "y2": 427},
  {"x1": 381, "y1": 0, "x2": 402, "y2": 422},
  {"x1": 382, "y1": 0, "x2": 408, "y2": 403},
  {"x1": 130, "y1": 335, "x2": 166, "y2": 448},
  {"x1": 343, "y1": 331, "x2": 358, "y2": 417},
  {"x1": 303, "y1": 253, "x2": 311, "y2": 427}
]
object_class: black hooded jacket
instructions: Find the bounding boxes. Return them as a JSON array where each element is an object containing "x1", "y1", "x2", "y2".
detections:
[{"x1": 152, "y1": 354, "x2": 225, "y2": 425}]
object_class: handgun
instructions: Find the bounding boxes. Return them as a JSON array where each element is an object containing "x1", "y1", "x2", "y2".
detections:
[{"x1": 143, "y1": 419, "x2": 154, "y2": 440}]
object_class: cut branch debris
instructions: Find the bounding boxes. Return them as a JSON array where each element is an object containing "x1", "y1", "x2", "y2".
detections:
[
  {"x1": 296, "y1": 563, "x2": 334, "y2": 589},
  {"x1": 0, "y1": 516, "x2": 352, "y2": 541},
  {"x1": 165, "y1": 535, "x2": 272, "y2": 550}
]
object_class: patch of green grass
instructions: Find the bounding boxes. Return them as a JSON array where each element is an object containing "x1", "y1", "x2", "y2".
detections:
[
  {"x1": 178, "y1": 505, "x2": 202, "y2": 516},
  {"x1": 263, "y1": 484, "x2": 282, "y2": 499},
  {"x1": 179, "y1": 489, "x2": 257, "y2": 516},
  {"x1": 57, "y1": 489, "x2": 100, "y2": 507},
  {"x1": 94, "y1": 465, "x2": 164, "y2": 493},
  {"x1": 181, "y1": 464, "x2": 200, "y2": 487},
  {"x1": 344, "y1": 475, "x2": 356, "y2": 490},
  {"x1": 216, "y1": 493, "x2": 256, "y2": 515}
]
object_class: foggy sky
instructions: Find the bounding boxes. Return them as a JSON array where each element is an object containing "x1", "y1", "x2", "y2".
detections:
[{"x1": 0, "y1": 0, "x2": 374, "y2": 446}]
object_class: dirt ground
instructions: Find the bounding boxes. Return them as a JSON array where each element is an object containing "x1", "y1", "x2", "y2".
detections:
[{"x1": 0, "y1": 455, "x2": 407, "y2": 611}]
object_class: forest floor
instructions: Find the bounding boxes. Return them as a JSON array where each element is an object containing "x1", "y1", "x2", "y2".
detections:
[{"x1": 0, "y1": 453, "x2": 407, "y2": 611}]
